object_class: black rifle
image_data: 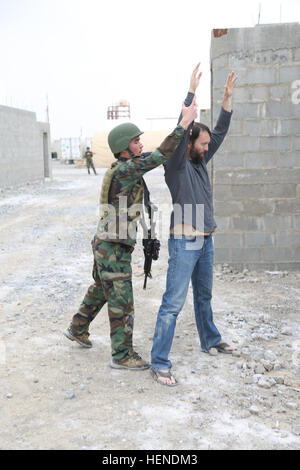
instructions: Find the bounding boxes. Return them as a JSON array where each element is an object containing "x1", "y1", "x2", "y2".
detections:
[{"x1": 141, "y1": 178, "x2": 160, "y2": 289}]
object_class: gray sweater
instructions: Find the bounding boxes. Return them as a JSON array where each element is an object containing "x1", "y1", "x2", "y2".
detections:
[{"x1": 164, "y1": 92, "x2": 232, "y2": 234}]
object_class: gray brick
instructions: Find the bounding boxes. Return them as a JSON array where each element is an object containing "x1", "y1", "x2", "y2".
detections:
[
  {"x1": 260, "y1": 136, "x2": 291, "y2": 151},
  {"x1": 263, "y1": 246, "x2": 294, "y2": 262},
  {"x1": 214, "y1": 232, "x2": 242, "y2": 247},
  {"x1": 246, "y1": 68, "x2": 276, "y2": 85},
  {"x1": 270, "y1": 84, "x2": 288, "y2": 101},
  {"x1": 292, "y1": 104, "x2": 300, "y2": 117},
  {"x1": 294, "y1": 215, "x2": 300, "y2": 229},
  {"x1": 246, "y1": 232, "x2": 274, "y2": 247},
  {"x1": 249, "y1": 86, "x2": 269, "y2": 102},
  {"x1": 274, "y1": 199, "x2": 300, "y2": 215},
  {"x1": 244, "y1": 152, "x2": 276, "y2": 169},
  {"x1": 263, "y1": 215, "x2": 292, "y2": 231},
  {"x1": 262, "y1": 183, "x2": 297, "y2": 198},
  {"x1": 294, "y1": 247, "x2": 300, "y2": 262},
  {"x1": 232, "y1": 103, "x2": 260, "y2": 118},
  {"x1": 293, "y1": 136, "x2": 300, "y2": 151},
  {"x1": 279, "y1": 66, "x2": 300, "y2": 83},
  {"x1": 265, "y1": 102, "x2": 292, "y2": 118},
  {"x1": 214, "y1": 201, "x2": 243, "y2": 217},
  {"x1": 232, "y1": 247, "x2": 261, "y2": 262},
  {"x1": 276, "y1": 232, "x2": 300, "y2": 246},
  {"x1": 231, "y1": 87, "x2": 249, "y2": 102},
  {"x1": 214, "y1": 152, "x2": 244, "y2": 168},
  {"x1": 213, "y1": 69, "x2": 233, "y2": 87},
  {"x1": 279, "y1": 119, "x2": 300, "y2": 135},
  {"x1": 215, "y1": 216, "x2": 231, "y2": 231},
  {"x1": 228, "y1": 119, "x2": 243, "y2": 135},
  {"x1": 213, "y1": 55, "x2": 228, "y2": 68},
  {"x1": 242, "y1": 200, "x2": 274, "y2": 216},
  {"x1": 231, "y1": 184, "x2": 262, "y2": 200},
  {"x1": 277, "y1": 152, "x2": 300, "y2": 168},
  {"x1": 213, "y1": 184, "x2": 233, "y2": 200},
  {"x1": 232, "y1": 216, "x2": 260, "y2": 231},
  {"x1": 215, "y1": 168, "x2": 300, "y2": 185},
  {"x1": 214, "y1": 247, "x2": 230, "y2": 263},
  {"x1": 229, "y1": 136, "x2": 259, "y2": 152},
  {"x1": 295, "y1": 48, "x2": 300, "y2": 62}
]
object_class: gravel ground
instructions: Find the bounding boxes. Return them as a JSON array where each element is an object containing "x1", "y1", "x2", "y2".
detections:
[{"x1": 0, "y1": 161, "x2": 299, "y2": 450}]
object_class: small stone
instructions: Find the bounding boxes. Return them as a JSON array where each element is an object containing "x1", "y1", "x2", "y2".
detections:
[
  {"x1": 258, "y1": 377, "x2": 276, "y2": 389},
  {"x1": 264, "y1": 350, "x2": 277, "y2": 362},
  {"x1": 67, "y1": 392, "x2": 76, "y2": 399},
  {"x1": 6, "y1": 393, "x2": 13, "y2": 399},
  {"x1": 292, "y1": 426, "x2": 300, "y2": 436},
  {"x1": 283, "y1": 377, "x2": 292, "y2": 387},
  {"x1": 261, "y1": 360, "x2": 274, "y2": 372},
  {"x1": 274, "y1": 376, "x2": 284, "y2": 384},
  {"x1": 244, "y1": 377, "x2": 253, "y2": 385},
  {"x1": 208, "y1": 348, "x2": 218, "y2": 356},
  {"x1": 249, "y1": 405, "x2": 260, "y2": 415},
  {"x1": 281, "y1": 327, "x2": 293, "y2": 336},
  {"x1": 285, "y1": 402, "x2": 297, "y2": 411},
  {"x1": 254, "y1": 364, "x2": 265, "y2": 375}
]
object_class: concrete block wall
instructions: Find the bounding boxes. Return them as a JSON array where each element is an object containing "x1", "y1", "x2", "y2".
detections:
[
  {"x1": 0, "y1": 105, "x2": 51, "y2": 188},
  {"x1": 210, "y1": 23, "x2": 300, "y2": 270}
]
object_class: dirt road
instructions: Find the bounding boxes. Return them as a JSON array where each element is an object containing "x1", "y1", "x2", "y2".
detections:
[{"x1": 0, "y1": 161, "x2": 299, "y2": 450}]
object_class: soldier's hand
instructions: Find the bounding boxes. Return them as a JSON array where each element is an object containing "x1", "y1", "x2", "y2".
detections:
[{"x1": 189, "y1": 62, "x2": 202, "y2": 94}]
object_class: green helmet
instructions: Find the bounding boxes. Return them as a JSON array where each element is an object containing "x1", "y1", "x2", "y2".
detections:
[{"x1": 108, "y1": 122, "x2": 143, "y2": 154}]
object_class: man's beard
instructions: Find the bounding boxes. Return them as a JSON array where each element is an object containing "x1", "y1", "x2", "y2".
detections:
[{"x1": 190, "y1": 144, "x2": 204, "y2": 164}]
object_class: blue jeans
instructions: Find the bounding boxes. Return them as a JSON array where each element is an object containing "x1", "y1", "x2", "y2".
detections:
[{"x1": 151, "y1": 234, "x2": 222, "y2": 370}]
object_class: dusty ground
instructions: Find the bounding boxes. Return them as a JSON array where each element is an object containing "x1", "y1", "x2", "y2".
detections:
[{"x1": 0, "y1": 161, "x2": 299, "y2": 450}]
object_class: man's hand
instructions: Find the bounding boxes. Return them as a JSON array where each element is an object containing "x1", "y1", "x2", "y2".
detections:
[
  {"x1": 180, "y1": 96, "x2": 198, "y2": 130},
  {"x1": 189, "y1": 62, "x2": 202, "y2": 94},
  {"x1": 222, "y1": 71, "x2": 237, "y2": 112},
  {"x1": 224, "y1": 71, "x2": 238, "y2": 97}
]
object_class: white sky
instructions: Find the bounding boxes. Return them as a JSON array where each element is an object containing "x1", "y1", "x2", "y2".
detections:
[{"x1": 0, "y1": 0, "x2": 299, "y2": 139}]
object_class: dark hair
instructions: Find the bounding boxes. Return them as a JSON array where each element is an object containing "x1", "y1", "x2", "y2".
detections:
[{"x1": 190, "y1": 122, "x2": 211, "y2": 144}]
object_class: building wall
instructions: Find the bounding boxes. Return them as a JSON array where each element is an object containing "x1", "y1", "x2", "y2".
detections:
[
  {"x1": 211, "y1": 23, "x2": 300, "y2": 270},
  {"x1": 0, "y1": 105, "x2": 51, "y2": 188}
]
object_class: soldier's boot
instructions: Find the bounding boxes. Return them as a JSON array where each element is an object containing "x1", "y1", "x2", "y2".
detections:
[
  {"x1": 110, "y1": 349, "x2": 150, "y2": 370},
  {"x1": 63, "y1": 325, "x2": 92, "y2": 348}
]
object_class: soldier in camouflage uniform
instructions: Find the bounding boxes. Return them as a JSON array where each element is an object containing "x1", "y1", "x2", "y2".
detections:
[
  {"x1": 84, "y1": 147, "x2": 97, "y2": 175},
  {"x1": 63, "y1": 97, "x2": 198, "y2": 370}
]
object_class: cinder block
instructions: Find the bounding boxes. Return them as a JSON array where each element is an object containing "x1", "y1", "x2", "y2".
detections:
[
  {"x1": 280, "y1": 120, "x2": 300, "y2": 135},
  {"x1": 232, "y1": 216, "x2": 260, "y2": 231},
  {"x1": 260, "y1": 136, "x2": 290, "y2": 151},
  {"x1": 246, "y1": 68, "x2": 276, "y2": 85},
  {"x1": 274, "y1": 199, "x2": 300, "y2": 215},
  {"x1": 232, "y1": 103, "x2": 260, "y2": 118},
  {"x1": 214, "y1": 201, "x2": 243, "y2": 217},
  {"x1": 276, "y1": 232, "x2": 300, "y2": 246},
  {"x1": 270, "y1": 84, "x2": 288, "y2": 101},
  {"x1": 229, "y1": 136, "x2": 259, "y2": 152},
  {"x1": 242, "y1": 200, "x2": 274, "y2": 216},
  {"x1": 214, "y1": 232, "x2": 242, "y2": 247},
  {"x1": 279, "y1": 66, "x2": 300, "y2": 83},
  {"x1": 228, "y1": 119, "x2": 243, "y2": 135},
  {"x1": 265, "y1": 102, "x2": 292, "y2": 118},
  {"x1": 295, "y1": 48, "x2": 300, "y2": 61},
  {"x1": 249, "y1": 86, "x2": 269, "y2": 102},
  {"x1": 244, "y1": 152, "x2": 276, "y2": 169},
  {"x1": 263, "y1": 246, "x2": 294, "y2": 262},
  {"x1": 231, "y1": 184, "x2": 262, "y2": 200},
  {"x1": 232, "y1": 247, "x2": 261, "y2": 262},
  {"x1": 293, "y1": 137, "x2": 300, "y2": 151},
  {"x1": 233, "y1": 87, "x2": 250, "y2": 102},
  {"x1": 213, "y1": 69, "x2": 233, "y2": 87},
  {"x1": 277, "y1": 152, "x2": 300, "y2": 168},
  {"x1": 263, "y1": 215, "x2": 292, "y2": 231},
  {"x1": 262, "y1": 183, "x2": 297, "y2": 198},
  {"x1": 213, "y1": 55, "x2": 228, "y2": 68},
  {"x1": 215, "y1": 216, "x2": 231, "y2": 231},
  {"x1": 294, "y1": 215, "x2": 300, "y2": 229},
  {"x1": 213, "y1": 184, "x2": 233, "y2": 200},
  {"x1": 214, "y1": 152, "x2": 244, "y2": 168},
  {"x1": 246, "y1": 232, "x2": 274, "y2": 247},
  {"x1": 214, "y1": 247, "x2": 230, "y2": 263}
]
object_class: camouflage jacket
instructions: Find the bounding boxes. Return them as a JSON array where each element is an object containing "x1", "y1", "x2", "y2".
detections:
[
  {"x1": 96, "y1": 124, "x2": 185, "y2": 246},
  {"x1": 84, "y1": 151, "x2": 93, "y2": 160}
]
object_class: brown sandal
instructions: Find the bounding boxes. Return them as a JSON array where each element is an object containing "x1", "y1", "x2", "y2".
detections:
[{"x1": 150, "y1": 367, "x2": 178, "y2": 387}]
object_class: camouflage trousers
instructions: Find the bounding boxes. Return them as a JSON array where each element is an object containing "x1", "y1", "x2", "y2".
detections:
[
  {"x1": 87, "y1": 159, "x2": 97, "y2": 175},
  {"x1": 71, "y1": 238, "x2": 134, "y2": 360}
]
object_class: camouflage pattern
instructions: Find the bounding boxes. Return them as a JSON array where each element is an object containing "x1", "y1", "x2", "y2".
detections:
[
  {"x1": 71, "y1": 238, "x2": 134, "y2": 360},
  {"x1": 84, "y1": 151, "x2": 97, "y2": 175},
  {"x1": 69, "y1": 125, "x2": 185, "y2": 361},
  {"x1": 97, "y1": 124, "x2": 185, "y2": 246}
]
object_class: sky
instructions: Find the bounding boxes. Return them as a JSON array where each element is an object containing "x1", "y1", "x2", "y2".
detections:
[{"x1": 0, "y1": 0, "x2": 300, "y2": 140}]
